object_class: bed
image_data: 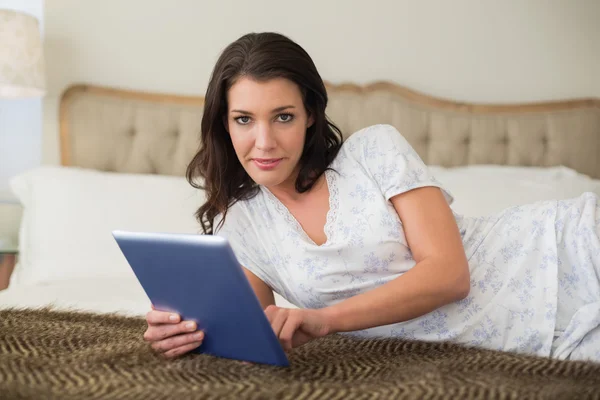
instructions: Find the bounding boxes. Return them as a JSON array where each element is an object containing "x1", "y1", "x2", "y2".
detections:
[{"x1": 1, "y1": 81, "x2": 600, "y2": 399}]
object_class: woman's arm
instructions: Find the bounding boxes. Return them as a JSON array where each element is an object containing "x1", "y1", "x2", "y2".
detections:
[
  {"x1": 244, "y1": 267, "x2": 276, "y2": 310},
  {"x1": 323, "y1": 186, "x2": 470, "y2": 333}
]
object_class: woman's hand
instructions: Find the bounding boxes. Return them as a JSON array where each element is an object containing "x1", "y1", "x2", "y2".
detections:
[
  {"x1": 264, "y1": 305, "x2": 334, "y2": 351},
  {"x1": 144, "y1": 305, "x2": 204, "y2": 359}
]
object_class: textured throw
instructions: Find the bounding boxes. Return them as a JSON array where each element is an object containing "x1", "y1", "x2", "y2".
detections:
[{"x1": 1, "y1": 308, "x2": 600, "y2": 400}]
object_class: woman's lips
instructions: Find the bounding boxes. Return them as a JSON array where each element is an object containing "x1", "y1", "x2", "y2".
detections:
[{"x1": 253, "y1": 158, "x2": 283, "y2": 170}]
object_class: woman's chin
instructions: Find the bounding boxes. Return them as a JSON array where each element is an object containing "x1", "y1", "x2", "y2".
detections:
[
  {"x1": 253, "y1": 176, "x2": 285, "y2": 188},
  {"x1": 249, "y1": 171, "x2": 290, "y2": 189},
  {"x1": 246, "y1": 162, "x2": 297, "y2": 189}
]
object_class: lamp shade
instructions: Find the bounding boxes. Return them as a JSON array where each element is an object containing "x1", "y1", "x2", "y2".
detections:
[{"x1": 0, "y1": 9, "x2": 45, "y2": 98}]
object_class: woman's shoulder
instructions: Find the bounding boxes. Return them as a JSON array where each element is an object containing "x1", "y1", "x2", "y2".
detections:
[
  {"x1": 336, "y1": 124, "x2": 415, "y2": 163},
  {"x1": 340, "y1": 124, "x2": 411, "y2": 153},
  {"x1": 344, "y1": 123, "x2": 398, "y2": 141}
]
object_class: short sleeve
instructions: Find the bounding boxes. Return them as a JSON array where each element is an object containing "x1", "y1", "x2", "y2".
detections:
[
  {"x1": 347, "y1": 124, "x2": 454, "y2": 204},
  {"x1": 213, "y1": 206, "x2": 279, "y2": 291}
]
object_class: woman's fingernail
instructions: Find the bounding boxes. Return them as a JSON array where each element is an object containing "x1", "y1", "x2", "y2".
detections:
[
  {"x1": 194, "y1": 332, "x2": 204, "y2": 340},
  {"x1": 169, "y1": 314, "x2": 178, "y2": 321},
  {"x1": 186, "y1": 322, "x2": 196, "y2": 330}
]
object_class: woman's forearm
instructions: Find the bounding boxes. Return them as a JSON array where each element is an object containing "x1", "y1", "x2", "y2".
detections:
[{"x1": 323, "y1": 257, "x2": 470, "y2": 333}]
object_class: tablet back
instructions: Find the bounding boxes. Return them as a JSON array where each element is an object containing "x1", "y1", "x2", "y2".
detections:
[{"x1": 112, "y1": 230, "x2": 289, "y2": 367}]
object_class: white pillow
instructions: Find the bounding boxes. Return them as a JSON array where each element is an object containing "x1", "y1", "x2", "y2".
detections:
[
  {"x1": 10, "y1": 164, "x2": 600, "y2": 287},
  {"x1": 10, "y1": 166, "x2": 205, "y2": 286},
  {"x1": 429, "y1": 165, "x2": 600, "y2": 217}
]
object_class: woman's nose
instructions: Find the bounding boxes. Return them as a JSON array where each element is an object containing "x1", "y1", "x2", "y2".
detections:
[{"x1": 255, "y1": 123, "x2": 276, "y2": 150}]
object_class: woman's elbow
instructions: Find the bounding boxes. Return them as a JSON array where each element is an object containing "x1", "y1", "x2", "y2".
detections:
[
  {"x1": 449, "y1": 261, "x2": 471, "y2": 301},
  {"x1": 455, "y1": 279, "x2": 471, "y2": 301}
]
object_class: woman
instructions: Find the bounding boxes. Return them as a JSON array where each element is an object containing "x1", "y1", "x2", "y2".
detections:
[{"x1": 143, "y1": 32, "x2": 600, "y2": 363}]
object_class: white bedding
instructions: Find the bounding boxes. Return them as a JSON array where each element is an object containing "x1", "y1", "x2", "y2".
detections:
[
  {"x1": 2, "y1": 164, "x2": 599, "y2": 317},
  {"x1": 0, "y1": 277, "x2": 150, "y2": 316},
  {"x1": 0, "y1": 277, "x2": 297, "y2": 316}
]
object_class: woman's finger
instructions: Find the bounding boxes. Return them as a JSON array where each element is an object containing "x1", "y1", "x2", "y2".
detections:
[
  {"x1": 264, "y1": 305, "x2": 278, "y2": 323},
  {"x1": 279, "y1": 315, "x2": 301, "y2": 351},
  {"x1": 270, "y1": 309, "x2": 287, "y2": 338},
  {"x1": 292, "y1": 329, "x2": 314, "y2": 348},
  {"x1": 151, "y1": 331, "x2": 205, "y2": 353},
  {"x1": 162, "y1": 341, "x2": 203, "y2": 359},
  {"x1": 146, "y1": 310, "x2": 181, "y2": 325},
  {"x1": 144, "y1": 320, "x2": 198, "y2": 342}
]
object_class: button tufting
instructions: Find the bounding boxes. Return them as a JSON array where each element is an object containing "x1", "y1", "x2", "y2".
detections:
[{"x1": 128, "y1": 128, "x2": 136, "y2": 137}]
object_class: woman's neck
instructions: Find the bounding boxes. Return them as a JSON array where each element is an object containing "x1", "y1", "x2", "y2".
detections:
[{"x1": 265, "y1": 171, "x2": 326, "y2": 204}]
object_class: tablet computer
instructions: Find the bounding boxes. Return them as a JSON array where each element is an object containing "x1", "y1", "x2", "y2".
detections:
[{"x1": 112, "y1": 230, "x2": 289, "y2": 367}]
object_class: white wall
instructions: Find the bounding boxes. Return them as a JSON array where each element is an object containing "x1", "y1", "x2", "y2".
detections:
[
  {"x1": 0, "y1": 0, "x2": 43, "y2": 244},
  {"x1": 41, "y1": 0, "x2": 600, "y2": 165}
]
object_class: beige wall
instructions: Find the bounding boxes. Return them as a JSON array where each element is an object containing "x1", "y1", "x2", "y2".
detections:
[{"x1": 41, "y1": 0, "x2": 600, "y2": 165}]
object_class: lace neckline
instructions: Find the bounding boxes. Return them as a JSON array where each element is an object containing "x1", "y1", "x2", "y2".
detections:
[{"x1": 262, "y1": 169, "x2": 339, "y2": 247}]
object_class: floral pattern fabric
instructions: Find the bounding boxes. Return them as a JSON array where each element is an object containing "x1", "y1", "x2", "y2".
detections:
[{"x1": 215, "y1": 124, "x2": 600, "y2": 362}]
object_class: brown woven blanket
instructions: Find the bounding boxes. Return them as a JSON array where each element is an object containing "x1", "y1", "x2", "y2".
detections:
[{"x1": 1, "y1": 308, "x2": 600, "y2": 400}]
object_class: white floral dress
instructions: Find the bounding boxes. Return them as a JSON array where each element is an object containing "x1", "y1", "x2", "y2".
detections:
[{"x1": 215, "y1": 124, "x2": 600, "y2": 362}]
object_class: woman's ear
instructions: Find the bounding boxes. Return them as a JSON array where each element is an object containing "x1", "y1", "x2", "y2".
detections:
[{"x1": 307, "y1": 113, "x2": 315, "y2": 129}]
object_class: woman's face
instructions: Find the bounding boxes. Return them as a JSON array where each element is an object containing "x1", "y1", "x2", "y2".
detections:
[{"x1": 226, "y1": 77, "x2": 313, "y2": 190}]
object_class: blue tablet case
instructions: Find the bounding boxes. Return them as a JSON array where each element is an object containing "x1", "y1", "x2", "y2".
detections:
[{"x1": 112, "y1": 230, "x2": 289, "y2": 367}]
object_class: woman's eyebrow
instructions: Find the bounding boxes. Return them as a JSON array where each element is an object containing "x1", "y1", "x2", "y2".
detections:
[
  {"x1": 272, "y1": 105, "x2": 295, "y2": 113},
  {"x1": 230, "y1": 105, "x2": 296, "y2": 115}
]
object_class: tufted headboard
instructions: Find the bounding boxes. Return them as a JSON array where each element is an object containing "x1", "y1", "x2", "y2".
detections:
[{"x1": 59, "y1": 82, "x2": 600, "y2": 178}]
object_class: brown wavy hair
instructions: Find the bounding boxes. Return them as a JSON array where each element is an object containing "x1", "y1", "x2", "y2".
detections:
[{"x1": 186, "y1": 32, "x2": 344, "y2": 234}]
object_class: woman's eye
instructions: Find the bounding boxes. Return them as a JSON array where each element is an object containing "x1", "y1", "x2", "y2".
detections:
[
  {"x1": 235, "y1": 116, "x2": 251, "y2": 125},
  {"x1": 277, "y1": 114, "x2": 294, "y2": 123}
]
